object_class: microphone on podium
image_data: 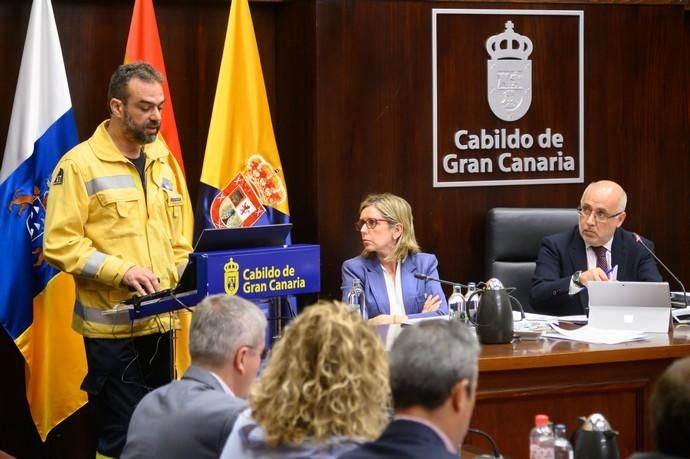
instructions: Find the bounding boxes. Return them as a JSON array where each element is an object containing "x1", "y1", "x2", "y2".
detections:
[
  {"x1": 633, "y1": 233, "x2": 688, "y2": 309},
  {"x1": 413, "y1": 272, "x2": 467, "y2": 288}
]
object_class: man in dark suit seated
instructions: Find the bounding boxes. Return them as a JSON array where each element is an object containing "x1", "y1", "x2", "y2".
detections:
[
  {"x1": 121, "y1": 294, "x2": 267, "y2": 459},
  {"x1": 531, "y1": 180, "x2": 662, "y2": 316},
  {"x1": 341, "y1": 320, "x2": 480, "y2": 459},
  {"x1": 629, "y1": 355, "x2": 690, "y2": 459}
]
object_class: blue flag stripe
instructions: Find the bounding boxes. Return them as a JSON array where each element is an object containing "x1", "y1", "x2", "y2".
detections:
[{"x1": 0, "y1": 109, "x2": 78, "y2": 339}]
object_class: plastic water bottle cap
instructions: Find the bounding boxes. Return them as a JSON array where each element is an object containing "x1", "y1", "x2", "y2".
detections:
[{"x1": 535, "y1": 414, "x2": 549, "y2": 426}]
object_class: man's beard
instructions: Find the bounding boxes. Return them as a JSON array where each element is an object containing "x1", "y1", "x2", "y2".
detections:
[{"x1": 123, "y1": 110, "x2": 160, "y2": 144}]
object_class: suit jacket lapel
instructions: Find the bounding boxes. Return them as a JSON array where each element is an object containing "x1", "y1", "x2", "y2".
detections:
[
  {"x1": 363, "y1": 257, "x2": 389, "y2": 315},
  {"x1": 568, "y1": 228, "x2": 589, "y2": 311},
  {"x1": 401, "y1": 256, "x2": 418, "y2": 313},
  {"x1": 610, "y1": 228, "x2": 627, "y2": 279},
  {"x1": 569, "y1": 228, "x2": 588, "y2": 272}
]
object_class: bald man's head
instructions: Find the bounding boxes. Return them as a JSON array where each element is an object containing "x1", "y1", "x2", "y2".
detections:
[{"x1": 578, "y1": 180, "x2": 627, "y2": 246}]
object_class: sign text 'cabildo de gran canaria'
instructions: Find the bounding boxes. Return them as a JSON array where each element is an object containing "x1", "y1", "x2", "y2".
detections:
[
  {"x1": 432, "y1": 9, "x2": 584, "y2": 187},
  {"x1": 205, "y1": 245, "x2": 320, "y2": 299}
]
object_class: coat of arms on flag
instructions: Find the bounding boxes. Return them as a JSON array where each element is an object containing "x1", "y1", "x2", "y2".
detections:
[{"x1": 209, "y1": 154, "x2": 286, "y2": 228}]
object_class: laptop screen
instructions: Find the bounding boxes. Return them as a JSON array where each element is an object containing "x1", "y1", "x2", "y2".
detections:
[{"x1": 194, "y1": 223, "x2": 292, "y2": 252}]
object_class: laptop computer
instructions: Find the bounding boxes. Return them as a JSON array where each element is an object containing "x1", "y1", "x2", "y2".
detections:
[{"x1": 587, "y1": 281, "x2": 671, "y2": 333}]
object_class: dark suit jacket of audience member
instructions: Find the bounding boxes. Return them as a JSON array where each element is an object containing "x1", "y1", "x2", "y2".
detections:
[
  {"x1": 120, "y1": 365, "x2": 247, "y2": 459},
  {"x1": 531, "y1": 226, "x2": 663, "y2": 316},
  {"x1": 339, "y1": 419, "x2": 458, "y2": 459}
]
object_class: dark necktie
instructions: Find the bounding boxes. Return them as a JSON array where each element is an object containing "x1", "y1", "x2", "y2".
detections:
[{"x1": 592, "y1": 246, "x2": 609, "y2": 273}]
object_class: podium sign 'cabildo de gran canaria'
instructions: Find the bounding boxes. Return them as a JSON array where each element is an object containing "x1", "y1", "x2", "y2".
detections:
[
  {"x1": 432, "y1": 9, "x2": 584, "y2": 187},
  {"x1": 208, "y1": 245, "x2": 320, "y2": 299}
]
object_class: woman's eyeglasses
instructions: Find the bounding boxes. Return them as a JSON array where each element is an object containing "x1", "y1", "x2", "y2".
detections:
[{"x1": 354, "y1": 218, "x2": 390, "y2": 231}]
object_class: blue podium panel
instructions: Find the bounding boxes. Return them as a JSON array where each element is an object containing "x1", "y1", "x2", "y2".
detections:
[
  {"x1": 204, "y1": 244, "x2": 320, "y2": 299},
  {"x1": 127, "y1": 244, "x2": 320, "y2": 320}
]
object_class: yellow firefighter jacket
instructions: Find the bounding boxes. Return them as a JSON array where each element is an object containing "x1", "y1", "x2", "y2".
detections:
[{"x1": 44, "y1": 121, "x2": 193, "y2": 338}]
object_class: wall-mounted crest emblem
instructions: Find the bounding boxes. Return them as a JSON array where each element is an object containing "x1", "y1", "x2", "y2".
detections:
[{"x1": 486, "y1": 21, "x2": 533, "y2": 121}]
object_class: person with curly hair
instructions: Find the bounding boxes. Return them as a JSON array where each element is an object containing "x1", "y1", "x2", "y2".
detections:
[
  {"x1": 341, "y1": 193, "x2": 448, "y2": 325},
  {"x1": 219, "y1": 300, "x2": 390, "y2": 458}
]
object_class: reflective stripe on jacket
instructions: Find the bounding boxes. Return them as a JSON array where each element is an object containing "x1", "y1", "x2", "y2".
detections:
[{"x1": 44, "y1": 121, "x2": 193, "y2": 338}]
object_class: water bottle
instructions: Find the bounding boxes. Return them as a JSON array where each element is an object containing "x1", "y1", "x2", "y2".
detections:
[
  {"x1": 465, "y1": 282, "x2": 480, "y2": 321},
  {"x1": 554, "y1": 424, "x2": 573, "y2": 459},
  {"x1": 447, "y1": 284, "x2": 467, "y2": 322},
  {"x1": 347, "y1": 278, "x2": 368, "y2": 321},
  {"x1": 530, "y1": 414, "x2": 554, "y2": 459}
]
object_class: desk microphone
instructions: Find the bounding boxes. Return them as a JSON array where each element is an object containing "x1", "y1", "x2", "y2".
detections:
[
  {"x1": 413, "y1": 272, "x2": 467, "y2": 288},
  {"x1": 633, "y1": 233, "x2": 688, "y2": 309},
  {"x1": 467, "y1": 427, "x2": 504, "y2": 458}
]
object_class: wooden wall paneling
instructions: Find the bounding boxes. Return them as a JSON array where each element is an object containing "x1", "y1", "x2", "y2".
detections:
[
  {"x1": 0, "y1": 1, "x2": 28, "y2": 148},
  {"x1": 273, "y1": 0, "x2": 318, "y2": 245},
  {"x1": 472, "y1": 355, "x2": 677, "y2": 459},
  {"x1": 474, "y1": 382, "x2": 647, "y2": 458},
  {"x1": 313, "y1": 0, "x2": 689, "y2": 301}
]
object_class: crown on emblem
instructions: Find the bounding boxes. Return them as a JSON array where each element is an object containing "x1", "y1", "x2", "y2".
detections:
[
  {"x1": 225, "y1": 258, "x2": 239, "y2": 273},
  {"x1": 486, "y1": 21, "x2": 533, "y2": 60}
]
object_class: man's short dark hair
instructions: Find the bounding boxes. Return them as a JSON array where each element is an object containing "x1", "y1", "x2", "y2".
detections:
[
  {"x1": 650, "y1": 356, "x2": 690, "y2": 457},
  {"x1": 107, "y1": 62, "x2": 163, "y2": 108},
  {"x1": 389, "y1": 320, "x2": 480, "y2": 411}
]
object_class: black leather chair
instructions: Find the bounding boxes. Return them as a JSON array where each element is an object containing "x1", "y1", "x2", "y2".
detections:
[{"x1": 485, "y1": 208, "x2": 578, "y2": 313}]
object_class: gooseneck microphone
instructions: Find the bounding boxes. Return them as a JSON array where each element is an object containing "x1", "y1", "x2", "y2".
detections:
[
  {"x1": 633, "y1": 233, "x2": 688, "y2": 308},
  {"x1": 413, "y1": 272, "x2": 467, "y2": 288},
  {"x1": 467, "y1": 427, "x2": 504, "y2": 459}
]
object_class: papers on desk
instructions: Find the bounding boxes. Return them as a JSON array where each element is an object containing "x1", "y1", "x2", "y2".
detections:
[
  {"x1": 545, "y1": 324, "x2": 647, "y2": 344},
  {"x1": 512, "y1": 312, "x2": 647, "y2": 343},
  {"x1": 514, "y1": 311, "x2": 588, "y2": 324}
]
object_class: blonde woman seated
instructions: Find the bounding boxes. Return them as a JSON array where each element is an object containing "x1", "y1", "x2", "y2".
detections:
[
  {"x1": 219, "y1": 301, "x2": 390, "y2": 459},
  {"x1": 342, "y1": 193, "x2": 448, "y2": 325}
]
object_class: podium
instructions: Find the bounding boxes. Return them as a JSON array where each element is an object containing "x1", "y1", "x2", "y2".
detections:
[{"x1": 126, "y1": 244, "x2": 320, "y2": 322}]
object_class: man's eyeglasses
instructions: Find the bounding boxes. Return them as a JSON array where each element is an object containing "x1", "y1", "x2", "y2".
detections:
[
  {"x1": 354, "y1": 218, "x2": 390, "y2": 231},
  {"x1": 577, "y1": 206, "x2": 623, "y2": 222}
]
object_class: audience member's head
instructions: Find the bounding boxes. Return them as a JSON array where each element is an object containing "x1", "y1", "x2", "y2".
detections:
[
  {"x1": 190, "y1": 294, "x2": 267, "y2": 398},
  {"x1": 389, "y1": 320, "x2": 480, "y2": 447},
  {"x1": 249, "y1": 300, "x2": 390, "y2": 446},
  {"x1": 649, "y1": 355, "x2": 690, "y2": 457}
]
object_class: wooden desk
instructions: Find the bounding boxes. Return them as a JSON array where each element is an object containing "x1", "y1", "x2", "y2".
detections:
[{"x1": 467, "y1": 326, "x2": 690, "y2": 459}]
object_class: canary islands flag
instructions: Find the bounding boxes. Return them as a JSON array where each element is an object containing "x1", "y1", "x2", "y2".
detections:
[
  {"x1": 0, "y1": 0, "x2": 86, "y2": 440},
  {"x1": 197, "y1": 0, "x2": 290, "y2": 232},
  {"x1": 125, "y1": 0, "x2": 195, "y2": 376}
]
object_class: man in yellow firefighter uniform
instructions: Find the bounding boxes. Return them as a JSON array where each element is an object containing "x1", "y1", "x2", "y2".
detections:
[{"x1": 44, "y1": 63, "x2": 192, "y2": 458}]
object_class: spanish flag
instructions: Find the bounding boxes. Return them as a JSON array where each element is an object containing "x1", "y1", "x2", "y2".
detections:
[
  {"x1": 0, "y1": 0, "x2": 86, "y2": 440},
  {"x1": 125, "y1": 0, "x2": 194, "y2": 374},
  {"x1": 197, "y1": 0, "x2": 290, "y2": 232}
]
